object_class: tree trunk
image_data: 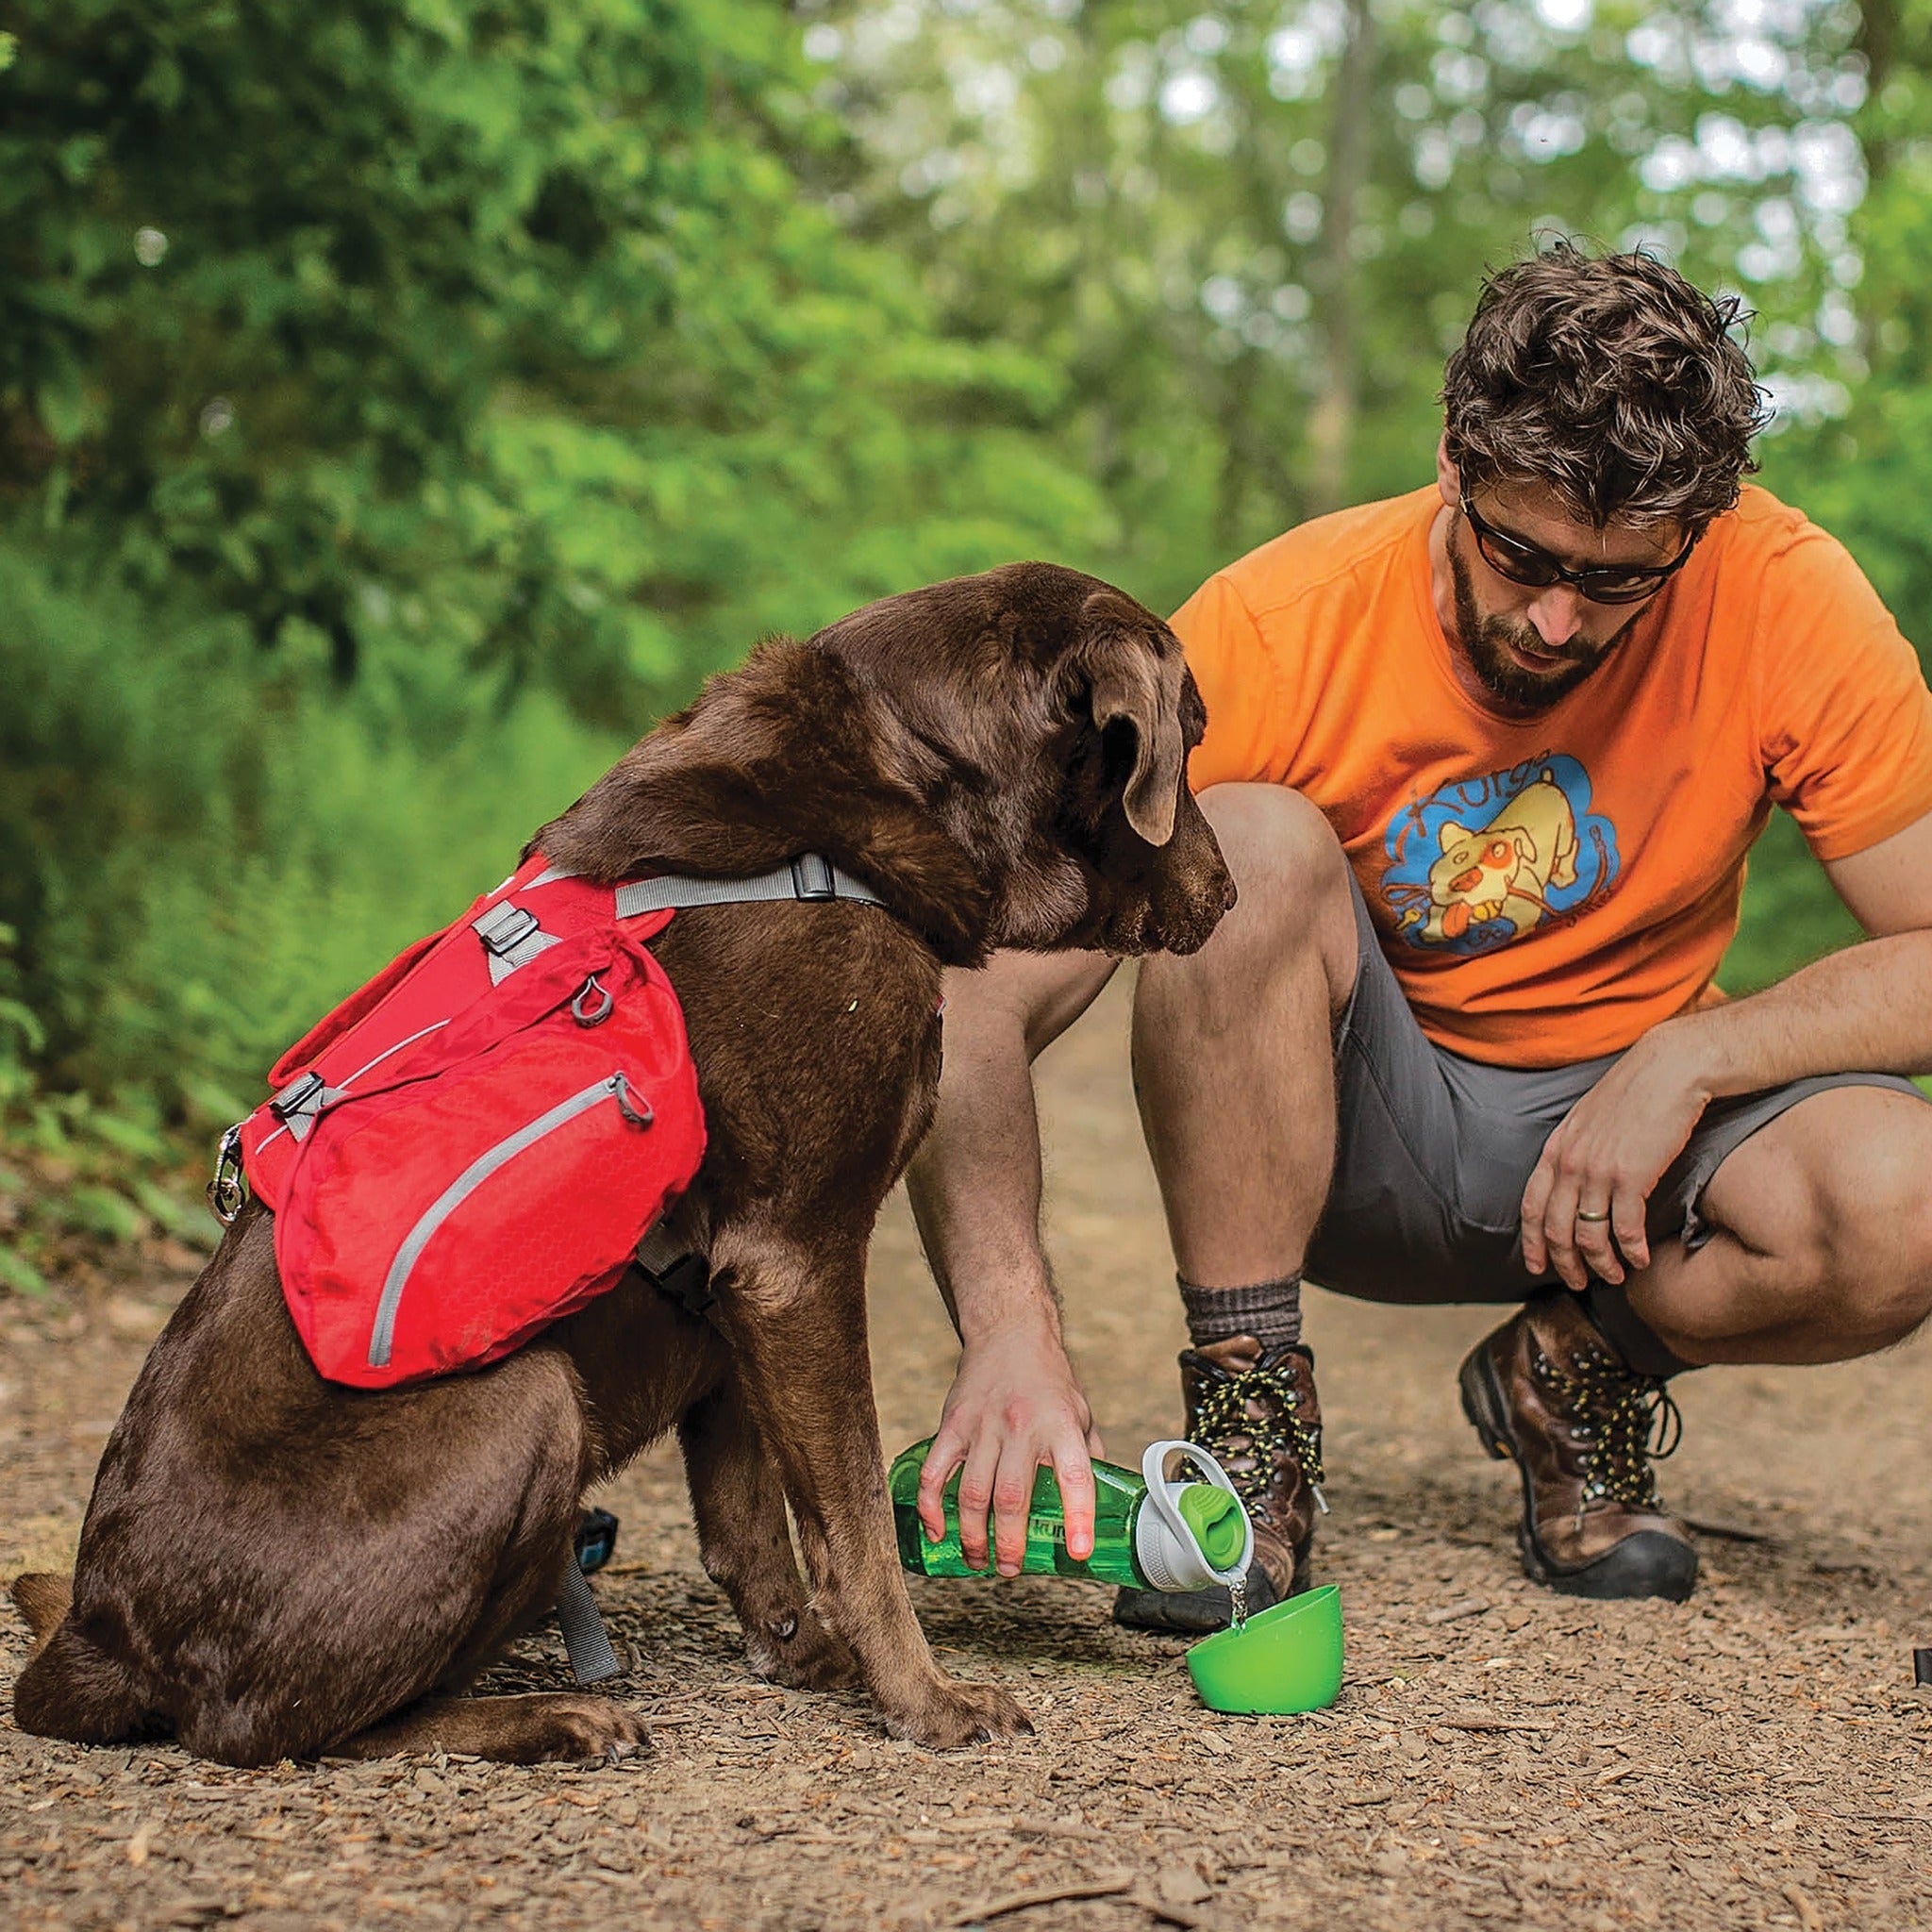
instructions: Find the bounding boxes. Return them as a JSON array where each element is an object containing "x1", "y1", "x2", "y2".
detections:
[{"x1": 1306, "y1": 0, "x2": 1375, "y2": 516}]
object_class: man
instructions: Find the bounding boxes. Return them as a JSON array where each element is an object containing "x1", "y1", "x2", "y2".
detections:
[{"x1": 905, "y1": 242, "x2": 1932, "y2": 1630}]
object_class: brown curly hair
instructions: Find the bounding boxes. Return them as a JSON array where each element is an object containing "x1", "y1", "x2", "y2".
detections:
[{"x1": 1441, "y1": 242, "x2": 1771, "y2": 535}]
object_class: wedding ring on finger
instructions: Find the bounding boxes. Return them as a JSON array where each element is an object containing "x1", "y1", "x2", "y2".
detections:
[{"x1": 1575, "y1": 1208, "x2": 1610, "y2": 1223}]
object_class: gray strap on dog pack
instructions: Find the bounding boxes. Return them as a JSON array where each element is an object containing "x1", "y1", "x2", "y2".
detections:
[
  {"x1": 472, "y1": 901, "x2": 563, "y2": 985},
  {"x1": 609, "y1": 854, "x2": 887, "y2": 917},
  {"x1": 556, "y1": 1558, "x2": 623, "y2": 1686}
]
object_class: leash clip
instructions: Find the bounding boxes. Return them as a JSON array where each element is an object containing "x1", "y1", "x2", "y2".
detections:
[{"x1": 208, "y1": 1124, "x2": 248, "y2": 1225}]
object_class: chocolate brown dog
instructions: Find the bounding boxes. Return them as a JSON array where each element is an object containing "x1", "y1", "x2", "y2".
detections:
[{"x1": 9, "y1": 563, "x2": 1234, "y2": 1764}]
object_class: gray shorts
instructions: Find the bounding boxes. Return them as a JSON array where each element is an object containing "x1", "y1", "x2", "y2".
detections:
[{"x1": 1305, "y1": 879, "x2": 1927, "y2": 1306}]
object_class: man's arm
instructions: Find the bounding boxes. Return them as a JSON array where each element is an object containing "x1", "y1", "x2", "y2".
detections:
[
  {"x1": 1523, "y1": 810, "x2": 1932, "y2": 1289},
  {"x1": 905, "y1": 948, "x2": 1119, "y2": 1575}
]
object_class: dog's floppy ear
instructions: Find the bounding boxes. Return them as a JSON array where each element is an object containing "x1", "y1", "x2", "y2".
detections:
[{"x1": 1075, "y1": 592, "x2": 1187, "y2": 848}]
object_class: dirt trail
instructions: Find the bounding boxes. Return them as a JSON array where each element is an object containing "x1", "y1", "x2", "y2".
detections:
[{"x1": 4, "y1": 974, "x2": 1930, "y2": 1930}]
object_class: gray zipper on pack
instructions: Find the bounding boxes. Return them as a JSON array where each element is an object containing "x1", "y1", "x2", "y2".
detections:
[{"x1": 367, "y1": 1074, "x2": 646, "y2": 1369}]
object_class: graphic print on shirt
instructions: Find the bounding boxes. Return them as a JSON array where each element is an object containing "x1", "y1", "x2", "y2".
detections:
[{"x1": 1381, "y1": 754, "x2": 1620, "y2": 955}]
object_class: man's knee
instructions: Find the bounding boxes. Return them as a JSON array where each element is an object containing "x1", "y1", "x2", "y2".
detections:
[
  {"x1": 1176, "y1": 785, "x2": 1356, "y2": 997},
  {"x1": 1733, "y1": 1108, "x2": 1932, "y2": 1350},
  {"x1": 1814, "y1": 1125, "x2": 1932, "y2": 1344}
]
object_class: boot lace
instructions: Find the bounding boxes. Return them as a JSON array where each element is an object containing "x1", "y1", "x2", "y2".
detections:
[
  {"x1": 1190, "y1": 1358, "x2": 1327, "y2": 1517},
  {"x1": 1536, "y1": 1341, "x2": 1682, "y2": 1520}
]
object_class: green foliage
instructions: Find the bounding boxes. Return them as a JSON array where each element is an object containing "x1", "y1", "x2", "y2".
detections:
[
  {"x1": 0, "y1": 0, "x2": 1107, "y2": 715},
  {"x1": 7, "y1": 0, "x2": 1932, "y2": 1275},
  {"x1": 0, "y1": 0, "x2": 1108, "y2": 1260}
]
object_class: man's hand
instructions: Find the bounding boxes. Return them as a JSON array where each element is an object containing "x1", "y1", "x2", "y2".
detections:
[
  {"x1": 917, "y1": 1325, "x2": 1105, "y2": 1577},
  {"x1": 1521, "y1": 1027, "x2": 1713, "y2": 1291}
]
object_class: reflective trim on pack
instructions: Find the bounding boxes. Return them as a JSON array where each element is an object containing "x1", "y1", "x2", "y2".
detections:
[{"x1": 367, "y1": 1073, "x2": 651, "y2": 1369}]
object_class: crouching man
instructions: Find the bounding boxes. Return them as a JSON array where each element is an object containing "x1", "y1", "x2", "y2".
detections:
[{"x1": 908, "y1": 242, "x2": 1932, "y2": 1626}]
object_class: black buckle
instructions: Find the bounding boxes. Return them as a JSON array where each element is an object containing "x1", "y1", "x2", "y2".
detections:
[
  {"x1": 790, "y1": 854, "x2": 836, "y2": 901},
  {"x1": 642, "y1": 1250, "x2": 714, "y2": 1319},
  {"x1": 269, "y1": 1070, "x2": 325, "y2": 1123},
  {"x1": 475, "y1": 902, "x2": 541, "y2": 956}
]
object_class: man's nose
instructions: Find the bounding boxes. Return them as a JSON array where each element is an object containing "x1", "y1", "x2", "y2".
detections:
[{"x1": 1525, "y1": 585, "x2": 1585, "y2": 650}]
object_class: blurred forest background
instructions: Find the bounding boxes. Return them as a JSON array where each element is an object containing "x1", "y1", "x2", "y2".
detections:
[{"x1": 3, "y1": 0, "x2": 1930, "y2": 1285}]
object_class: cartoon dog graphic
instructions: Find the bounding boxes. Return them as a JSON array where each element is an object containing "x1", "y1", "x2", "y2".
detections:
[{"x1": 1401, "y1": 768, "x2": 1579, "y2": 944}]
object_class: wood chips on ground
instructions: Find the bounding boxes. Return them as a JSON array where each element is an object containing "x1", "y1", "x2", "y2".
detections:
[{"x1": 3, "y1": 977, "x2": 1928, "y2": 1929}]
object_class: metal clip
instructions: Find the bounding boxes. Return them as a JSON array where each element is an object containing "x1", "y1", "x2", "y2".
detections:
[{"x1": 208, "y1": 1124, "x2": 248, "y2": 1225}]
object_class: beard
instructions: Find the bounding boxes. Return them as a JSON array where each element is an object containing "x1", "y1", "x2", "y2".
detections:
[{"x1": 1447, "y1": 541, "x2": 1641, "y2": 714}]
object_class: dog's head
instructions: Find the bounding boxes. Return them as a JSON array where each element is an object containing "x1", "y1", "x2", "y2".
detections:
[
  {"x1": 540, "y1": 562, "x2": 1234, "y2": 967},
  {"x1": 812, "y1": 562, "x2": 1235, "y2": 959}
]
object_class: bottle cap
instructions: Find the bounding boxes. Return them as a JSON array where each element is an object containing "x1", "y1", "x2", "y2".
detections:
[
  {"x1": 1175, "y1": 1484, "x2": 1246, "y2": 1571},
  {"x1": 1135, "y1": 1441, "x2": 1253, "y2": 1590}
]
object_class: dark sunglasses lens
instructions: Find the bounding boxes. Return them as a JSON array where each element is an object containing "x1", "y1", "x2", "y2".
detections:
[
  {"x1": 1476, "y1": 530, "x2": 1559, "y2": 588},
  {"x1": 1576, "y1": 572, "x2": 1663, "y2": 604}
]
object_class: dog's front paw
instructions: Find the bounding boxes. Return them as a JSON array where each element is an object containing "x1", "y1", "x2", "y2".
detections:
[
  {"x1": 522, "y1": 1694, "x2": 653, "y2": 1764},
  {"x1": 749, "y1": 1607, "x2": 861, "y2": 1691},
  {"x1": 885, "y1": 1675, "x2": 1033, "y2": 1750}
]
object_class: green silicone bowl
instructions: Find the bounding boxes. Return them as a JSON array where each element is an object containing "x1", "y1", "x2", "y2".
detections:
[{"x1": 1186, "y1": 1585, "x2": 1343, "y2": 1714}]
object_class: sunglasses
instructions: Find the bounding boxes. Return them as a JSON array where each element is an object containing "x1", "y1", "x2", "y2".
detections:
[{"x1": 1460, "y1": 495, "x2": 1696, "y2": 606}]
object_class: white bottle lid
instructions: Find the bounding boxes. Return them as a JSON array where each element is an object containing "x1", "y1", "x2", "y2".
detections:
[{"x1": 1133, "y1": 1440, "x2": 1255, "y2": 1591}]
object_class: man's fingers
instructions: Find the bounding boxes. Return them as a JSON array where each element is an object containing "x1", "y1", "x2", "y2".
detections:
[
  {"x1": 1536, "y1": 1168, "x2": 1590, "y2": 1291},
  {"x1": 955, "y1": 1436, "x2": 1002, "y2": 1572},
  {"x1": 1054, "y1": 1438, "x2": 1096, "y2": 1561},
  {"x1": 1612, "y1": 1184, "x2": 1651, "y2": 1273},
  {"x1": 991, "y1": 1449, "x2": 1039, "y2": 1577},
  {"x1": 1520, "y1": 1161, "x2": 1557, "y2": 1275},
  {"x1": 916, "y1": 1431, "x2": 964, "y2": 1543},
  {"x1": 1573, "y1": 1200, "x2": 1624, "y2": 1286}
]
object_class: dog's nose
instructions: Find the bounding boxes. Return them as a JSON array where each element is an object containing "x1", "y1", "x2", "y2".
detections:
[{"x1": 1218, "y1": 872, "x2": 1238, "y2": 915}]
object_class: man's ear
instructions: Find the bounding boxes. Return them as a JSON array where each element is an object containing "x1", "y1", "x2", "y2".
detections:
[{"x1": 1075, "y1": 594, "x2": 1187, "y2": 847}]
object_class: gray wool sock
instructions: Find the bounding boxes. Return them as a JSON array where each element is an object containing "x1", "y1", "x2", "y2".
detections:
[
  {"x1": 1582, "y1": 1279, "x2": 1695, "y2": 1380},
  {"x1": 1178, "y1": 1273, "x2": 1304, "y2": 1356}
]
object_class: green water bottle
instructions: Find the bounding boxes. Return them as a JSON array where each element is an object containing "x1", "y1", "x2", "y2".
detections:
[{"x1": 889, "y1": 1438, "x2": 1252, "y2": 1592}]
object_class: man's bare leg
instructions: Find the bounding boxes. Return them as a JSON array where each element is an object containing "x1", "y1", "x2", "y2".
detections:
[
  {"x1": 1624, "y1": 1084, "x2": 1932, "y2": 1364},
  {"x1": 1465, "y1": 1083, "x2": 1932, "y2": 1601},
  {"x1": 1131, "y1": 783, "x2": 1357, "y2": 1286},
  {"x1": 1119, "y1": 784, "x2": 1357, "y2": 1624}
]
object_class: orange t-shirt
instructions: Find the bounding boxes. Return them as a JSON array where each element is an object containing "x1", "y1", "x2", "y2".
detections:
[{"x1": 1174, "y1": 483, "x2": 1932, "y2": 1069}]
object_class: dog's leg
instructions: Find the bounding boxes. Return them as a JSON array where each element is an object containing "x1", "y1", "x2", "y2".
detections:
[
  {"x1": 708, "y1": 1230, "x2": 1029, "y2": 1748},
  {"x1": 8, "y1": 1572, "x2": 73, "y2": 1655},
  {"x1": 325, "y1": 1690, "x2": 648, "y2": 1764},
  {"x1": 10, "y1": 1576, "x2": 153, "y2": 1746},
  {"x1": 678, "y1": 1378, "x2": 859, "y2": 1691}
]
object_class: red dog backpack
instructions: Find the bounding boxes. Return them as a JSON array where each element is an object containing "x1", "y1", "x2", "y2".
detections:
[
  {"x1": 221, "y1": 855, "x2": 708, "y2": 1388},
  {"x1": 217, "y1": 852, "x2": 889, "y2": 1390}
]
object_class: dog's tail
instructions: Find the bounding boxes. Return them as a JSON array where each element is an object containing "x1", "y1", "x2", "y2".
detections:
[{"x1": 9, "y1": 1572, "x2": 75, "y2": 1646}]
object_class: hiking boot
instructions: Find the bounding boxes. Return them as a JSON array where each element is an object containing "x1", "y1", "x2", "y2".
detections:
[
  {"x1": 1113, "y1": 1337, "x2": 1324, "y2": 1634},
  {"x1": 1458, "y1": 1290, "x2": 1697, "y2": 1602}
]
